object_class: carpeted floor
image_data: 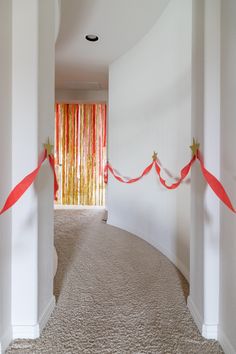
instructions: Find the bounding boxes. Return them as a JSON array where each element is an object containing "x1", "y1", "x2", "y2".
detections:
[{"x1": 7, "y1": 210, "x2": 223, "y2": 354}]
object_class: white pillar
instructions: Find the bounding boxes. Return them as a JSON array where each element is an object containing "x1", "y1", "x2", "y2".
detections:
[
  {"x1": 202, "y1": 0, "x2": 221, "y2": 338},
  {"x1": 188, "y1": 0, "x2": 221, "y2": 339},
  {"x1": 0, "y1": 1, "x2": 12, "y2": 352},
  {"x1": 37, "y1": 0, "x2": 56, "y2": 326},
  {"x1": 11, "y1": 0, "x2": 56, "y2": 339}
]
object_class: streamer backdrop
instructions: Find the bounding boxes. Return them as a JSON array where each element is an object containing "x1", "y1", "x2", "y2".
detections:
[{"x1": 55, "y1": 103, "x2": 107, "y2": 206}]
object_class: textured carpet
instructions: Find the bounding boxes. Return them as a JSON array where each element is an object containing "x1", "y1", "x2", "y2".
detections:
[{"x1": 7, "y1": 210, "x2": 223, "y2": 354}]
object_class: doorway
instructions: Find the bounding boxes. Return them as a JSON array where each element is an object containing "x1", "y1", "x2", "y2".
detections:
[{"x1": 54, "y1": 103, "x2": 107, "y2": 206}]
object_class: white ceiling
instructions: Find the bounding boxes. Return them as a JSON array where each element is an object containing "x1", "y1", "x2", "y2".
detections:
[{"x1": 55, "y1": 0, "x2": 170, "y2": 90}]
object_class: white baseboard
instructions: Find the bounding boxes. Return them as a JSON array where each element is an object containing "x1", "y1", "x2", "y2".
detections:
[
  {"x1": 187, "y1": 296, "x2": 218, "y2": 340},
  {"x1": 0, "y1": 327, "x2": 12, "y2": 354},
  {"x1": 219, "y1": 328, "x2": 236, "y2": 354},
  {"x1": 107, "y1": 217, "x2": 189, "y2": 281},
  {"x1": 202, "y1": 324, "x2": 218, "y2": 340},
  {"x1": 12, "y1": 296, "x2": 55, "y2": 340},
  {"x1": 187, "y1": 295, "x2": 203, "y2": 334},
  {"x1": 12, "y1": 323, "x2": 40, "y2": 340},
  {"x1": 39, "y1": 296, "x2": 55, "y2": 333}
]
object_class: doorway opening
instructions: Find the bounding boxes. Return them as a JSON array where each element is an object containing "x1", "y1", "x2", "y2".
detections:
[{"x1": 54, "y1": 103, "x2": 107, "y2": 206}]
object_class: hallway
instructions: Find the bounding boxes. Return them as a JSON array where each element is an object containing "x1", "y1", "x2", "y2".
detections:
[{"x1": 7, "y1": 210, "x2": 222, "y2": 353}]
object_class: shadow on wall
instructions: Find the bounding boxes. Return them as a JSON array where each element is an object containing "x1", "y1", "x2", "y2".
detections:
[
  {"x1": 175, "y1": 163, "x2": 207, "y2": 282},
  {"x1": 176, "y1": 164, "x2": 206, "y2": 284},
  {"x1": 53, "y1": 211, "x2": 78, "y2": 299},
  {"x1": 176, "y1": 269, "x2": 189, "y2": 301}
]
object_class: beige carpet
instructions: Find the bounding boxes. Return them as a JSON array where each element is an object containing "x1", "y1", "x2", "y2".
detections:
[{"x1": 7, "y1": 210, "x2": 223, "y2": 354}]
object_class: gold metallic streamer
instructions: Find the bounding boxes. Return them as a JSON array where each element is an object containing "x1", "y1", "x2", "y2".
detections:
[{"x1": 55, "y1": 103, "x2": 106, "y2": 206}]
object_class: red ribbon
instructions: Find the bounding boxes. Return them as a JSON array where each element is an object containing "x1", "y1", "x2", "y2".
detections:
[
  {"x1": 197, "y1": 151, "x2": 236, "y2": 213},
  {"x1": 154, "y1": 157, "x2": 196, "y2": 189},
  {"x1": 104, "y1": 158, "x2": 194, "y2": 188},
  {"x1": 0, "y1": 150, "x2": 58, "y2": 216},
  {"x1": 2, "y1": 143, "x2": 233, "y2": 215},
  {"x1": 104, "y1": 161, "x2": 154, "y2": 184},
  {"x1": 105, "y1": 150, "x2": 236, "y2": 213},
  {"x1": 48, "y1": 154, "x2": 59, "y2": 201}
]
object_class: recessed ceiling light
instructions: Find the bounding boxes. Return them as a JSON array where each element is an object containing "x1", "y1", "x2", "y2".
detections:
[{"x1": 85, "y1": 34, "x2": 99, "y2": 42}]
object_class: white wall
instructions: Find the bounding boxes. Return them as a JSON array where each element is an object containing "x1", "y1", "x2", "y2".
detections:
[
  {"x1": 190, "y1": 0, "x2": 236, "y2": 347},
  {"x1": 219, "y1": 0, "x2": 236, "y2": 352},
  {"x1": 11, "y1": 0, "x2": 39, "y2": 334},
  {"x1": 107, "y1": 0, "x2": 192, "y2": 279},
  {"x1": 11, "y1": 0, "x2": 55, "y2": 340},
  {"x1": 0, "y1": 0, "x2": 57, "y2": 349},
  {"x1": 37, "y1": 0, "x2": 56, "y2": 324},
  {"x1": 0, "y1": 1, "x2": 12, "y2": 352},
  {"x1": 189, "y1": 0, "x2": 205, "y2": 327},
  {"x1": 55, "y1": 89, "x2": 108, "y2": 103},
  {"x1": 188, "y1": 0, "x2": 221, "y2": 340}
]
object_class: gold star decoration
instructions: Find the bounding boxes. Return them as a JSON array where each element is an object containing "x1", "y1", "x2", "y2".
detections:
[
  {"x1": 152, "y1": 151, "x2": 158, "y2": 161},
  {"x1": 190, "y1": 138, "x2": 200, "y2": 157},
  {"x1": 44, "y1": 137, "x2": 54, "y2": 157}
]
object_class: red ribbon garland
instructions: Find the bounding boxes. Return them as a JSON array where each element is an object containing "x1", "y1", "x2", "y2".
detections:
[
  {"x1": 1, "y1": 147, "x2": 235, "y2": 215},
  {"x1": 105, "y1": 151, "x2": 236, "y2": 213},
  {"x1": 154, "y1": 157, "x2": 196, "y2": 190},
  {"x1": 104, "y1": 161, "x2": 154, "y2": 184},
  {"x1": 104, "y1": 158, "x2": 194, "y2": 188},
  {"x1": 0, "y1": 150, "x2": 58, "y2": 216}
]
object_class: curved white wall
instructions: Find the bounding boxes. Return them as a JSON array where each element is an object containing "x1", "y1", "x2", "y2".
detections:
[
  {"x1": 219, "y1": 0, "x2": 236, "y2": 351},
  {"x1": 55, "y1": 0, "x2": 61, "y2": 43},
  {"x1": 107, "y1": 0, "x2": 192, "y2": 279},
  {"x1": 0, "y1": 1, "x2": 12, "y2": 352}
]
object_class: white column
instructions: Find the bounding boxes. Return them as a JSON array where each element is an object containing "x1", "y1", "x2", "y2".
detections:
[
  {"x1": 202, "y1": 0, "x2": 221, "y2": 338},
  {"x1": 11, "y1": 0, "x2": 56, "y2": 339},
  {"x1": 37, "y1": 0, "x2": 56, "y2": 326},
  {"x1": 0, "y1": 0, "x2": 13, "y2": 352},
  {"x1": 188, "y1": 0, "x2": 221, "y2": 340},
  {"x1": 11, "y1": 0, "x2": 39, "y2": 338},
  {"x1": 219, "y1": 1, "x2": 236, "y2": 352}
]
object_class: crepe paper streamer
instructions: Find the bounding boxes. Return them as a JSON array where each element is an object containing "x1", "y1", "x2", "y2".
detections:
[
  {"x1": 0, "y1": 150, "x2": 47, "y2": 215},
  {"x1": 104, "y1": 157, "x2": 194, "y2": 189},
  {"x1": 104, "y1": 161, "x2": 155, "y2": 184},
  {"x1": 104, "y1": 149, "x2": 193, "y2": 187},
  {"x1": 44, "y1": 138, "x2": 59, "y2": 201},
  {"x1": 197, "y1": 151, "x2": 236, "y2": 213},
  {"x1": 105, "y1": 144, "x2": 236, "y2": 213},
  {"x1": 0, "y1": 150, "x2": 58, "y2": 216},
  {"x1": 154, "y1": 157, "x2": 196, "y2": 190},
  {"x1": 48, "y1": 154, "x2": 59, "y2": 201},
  {"x1": 192, "y1": 138, "x2": 236, "y2": 213}
]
